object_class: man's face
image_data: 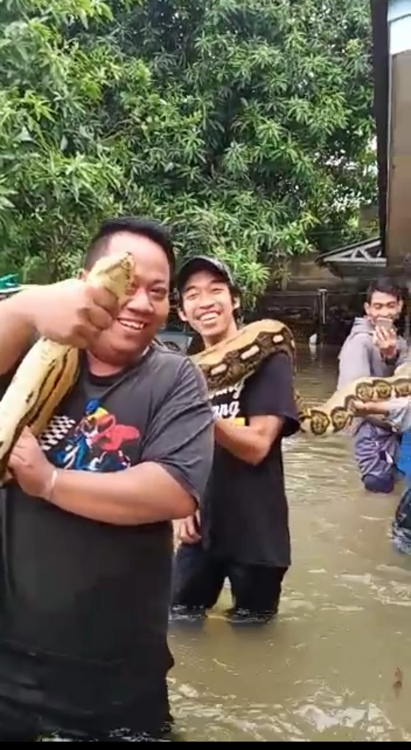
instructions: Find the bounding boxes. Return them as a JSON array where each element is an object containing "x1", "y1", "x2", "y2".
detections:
[
  {"x1": 86, "y1": 231, "x2": 170, "y2": 365},
  {"x1": 364, "y1": 291, "x2": 402, "y2": 326},
  {"x1": 179, "y1": 269, "x2": 237, "y2": 340}
]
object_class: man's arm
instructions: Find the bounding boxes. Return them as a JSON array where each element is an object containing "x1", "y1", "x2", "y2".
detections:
[
  {"x1": 396, "y1": 337, "x2": 410, "y2": 368},
  {"x1": 215, "y1": 352, "x2": 300, "y2": 465},
  {"x1": 337, "y1": 336, "x2": 371, "y2": 390},
  {"x1": 0, "y1": 290, "x2": 38, "y2": 375},
  {"x1": 47, "y1": 461, "x2": 200, "y2": 525},
  {"x1": 214, "y1": 415, "x2": 284, "y2": 466},
  {"x1": 0, "y1": 275, "x2": 120, "y2": 373},
  {"x1": 351, "y1": 396, "x2": 411, "y2": 432},
  {"x1": 31, "y1": 359, "x2": 214, "y2": 525}
]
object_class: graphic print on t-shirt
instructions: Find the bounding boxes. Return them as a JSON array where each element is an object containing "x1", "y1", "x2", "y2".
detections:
[
  {"x1": 210, "y1": 379, "x2": 246, "y2": 424},
  {"x1": 38, "y1": 398, "x2": 140, "y2": 472}
]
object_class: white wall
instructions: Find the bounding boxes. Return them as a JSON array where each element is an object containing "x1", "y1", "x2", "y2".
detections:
[{"x1": 388, "y1": 0, "x2": 411, "y2": 55}]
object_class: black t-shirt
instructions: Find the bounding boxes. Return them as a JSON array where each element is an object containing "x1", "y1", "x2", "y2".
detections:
[
  {"x1": 201, "y1": 351, "x2": 300, "y2": 568},
  {"x1": 0, "y1": 345, "x2": 214, "y2": 731}
]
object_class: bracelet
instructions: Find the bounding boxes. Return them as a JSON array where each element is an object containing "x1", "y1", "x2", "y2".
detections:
[{"x1": 44, "y1": 468, "x2": 58, "y2": 502}]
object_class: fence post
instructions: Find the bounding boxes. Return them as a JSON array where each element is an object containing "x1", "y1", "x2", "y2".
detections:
[
  {"x1": 317, "y1": 288, "x2": 328, "y2": 344},
  {"x1": 402, "y1": 254, "x2": 411, "y2": 343}
]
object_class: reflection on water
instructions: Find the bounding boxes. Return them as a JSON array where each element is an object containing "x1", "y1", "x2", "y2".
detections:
[{"x1": 168, "y1": 345, "x2": 411, "y2": 741}]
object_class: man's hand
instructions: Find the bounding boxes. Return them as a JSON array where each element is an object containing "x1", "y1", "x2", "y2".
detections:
[
  {"x1": 373, "y1": 324, "x2": 398, "y2": 360},
  {"x1": 349, "y1": 399, "x2": 390, "y2": 418},
  {"x1": 8, "y1": 427, "x2": 55, "y2": 498},
  {"x1": 349, "y1": 399, "x2": 373, "y2": 416},
  {"x1": 25, "y1": 278, "x2": 119, "y2": 349},
  {"x1": 176, "y1": 511, "x2": 201, "y2": 545}
]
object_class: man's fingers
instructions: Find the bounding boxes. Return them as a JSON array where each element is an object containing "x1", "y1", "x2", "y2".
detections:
[
  {"x1": 186, "y1": 516, "x2": 201, "y2": 542},
  {"x1": 9, "y1": 429, "x2": 40, "y2": 467},
  {"x1": 88, "y1": 285, "x2": 119, "y2": 315},
  {"x1": 11, "y1": 437, "x2": 29, "y2": 454},
  {"x1": 20, "y1": 426, "x2": 37, "y2": 442},
  {"x1": 7, "y1": 452, "x2": 24, "y2": 470},
  {"x1": 376, "y1": 325, "x2": 396, "y2": 339},
  {"x1": 179, "y1": 522, "x2": 192, "y2": 544},
  {"x1": 66, "y1": 322, "x2": 102, "y2": 349},
  {"x1": 185, "y1": 516, "x2": 196, "y2": 537},
  {"x1": 375, "y1": 327, "x2": 389, "y2": 341},
  {"x1": 87, "y1": 306, "x2": 116, "y2": 332},
  {"x1": 179, "y1": 517, "x2": 201, "y2": 544}
]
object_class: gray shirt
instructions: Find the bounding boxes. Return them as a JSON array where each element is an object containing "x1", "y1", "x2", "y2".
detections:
[
  {"x1": 0, "y1": 344, "x2": 215, "y2": 727},
  {"x1": 384, "y1": 397, "x2": 411, "y2": 433}
]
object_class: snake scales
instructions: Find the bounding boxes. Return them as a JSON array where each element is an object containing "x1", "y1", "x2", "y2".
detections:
[{"x1": 0, "y1": 252, "x2": 410, "y2": 484}]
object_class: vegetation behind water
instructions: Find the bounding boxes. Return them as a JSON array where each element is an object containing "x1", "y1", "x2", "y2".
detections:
[{"x1": 0, "y1": 0, "x2": 377, "y2": 303}]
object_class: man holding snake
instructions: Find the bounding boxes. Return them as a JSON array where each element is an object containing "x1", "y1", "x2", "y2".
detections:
[
  {"x1": 337, "y1": 278, "x2": 408, "y2": 494},
  {"x1": 170, "y1": 256, "x2": 300, "y2": 626},
  {"x1": 0, "y1": 217, "x2": 214, "y2": 741}
]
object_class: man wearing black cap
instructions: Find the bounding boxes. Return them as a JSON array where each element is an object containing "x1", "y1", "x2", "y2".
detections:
[{"x1": 170, "y1": 256, "x2": 300, "y2": 625}]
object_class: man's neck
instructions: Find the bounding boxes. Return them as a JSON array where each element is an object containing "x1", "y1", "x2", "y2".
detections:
[
  {"x1": 86, "y1": 347, "x2": 149, "y2": 378},
  {"x1": 202, "y1": 319, "x2": 238, "y2": 349}
]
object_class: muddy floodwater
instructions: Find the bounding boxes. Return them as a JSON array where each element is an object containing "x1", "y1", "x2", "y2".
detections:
[{"x1": 168, "y1": 345, "x2": 411, "y2": 742}]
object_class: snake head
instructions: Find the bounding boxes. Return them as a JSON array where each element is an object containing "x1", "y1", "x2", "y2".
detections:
[{"x1": 87, "y1": 252, "x2": 135, "y2": 299}]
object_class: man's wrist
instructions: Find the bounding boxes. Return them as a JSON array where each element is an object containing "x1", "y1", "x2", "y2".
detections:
[
  {"x1": 382, "y1": 348, "x2": 399, "y2": 364},
  {"x1": 4, "y1": 288, "x2": 42, "y2": 332},
  {"x1": 41, "y1": 467, "x2": 59, "y2": 502}
]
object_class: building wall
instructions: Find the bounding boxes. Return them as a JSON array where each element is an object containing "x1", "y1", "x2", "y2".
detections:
[
  {"x1": 385, "y1": 0, "x2": 411, "y2": 265},
  {"x1": 269, "y1": 254, "x2": 358, "y2": 292},
  {"x1": 389, "y1": 0, "x2": 411, "y2": 53}
]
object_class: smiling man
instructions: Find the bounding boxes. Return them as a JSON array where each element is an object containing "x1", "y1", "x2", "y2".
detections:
[
  {"x1": 170, "y1": 256, "x2": 300, "y2": 626},
  {"x1": 0, "y1": 217, "x2": 214, "y2": 741},
  {"x1": 337, "y1": 278, "x2": 408, "y2": 494}
]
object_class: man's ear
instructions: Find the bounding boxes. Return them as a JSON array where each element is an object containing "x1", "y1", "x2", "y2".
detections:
[
  {"x1": 233, "y1": 295, "x2": 240, "y2": 311},
  {"x1": 399, "y1": 299, "x2": 404, "y2": 314},
  {"x1": 178, "y1": 307, "x2": 187, "y2": 323},
  {"x1": 364, "y1": 301, "x2": 370, "y2": 317}
]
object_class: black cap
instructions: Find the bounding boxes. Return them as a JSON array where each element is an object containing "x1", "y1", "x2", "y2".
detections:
[{"x1": 176, "y1": 255, "x2": 235, "y2": 294}]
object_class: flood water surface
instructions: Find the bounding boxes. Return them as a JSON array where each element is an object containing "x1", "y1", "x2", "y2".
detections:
[{"x1": 168, "y1": 346, "x2": 411, "y2": 742}]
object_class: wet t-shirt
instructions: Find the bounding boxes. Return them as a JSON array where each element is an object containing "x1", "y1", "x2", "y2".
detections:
[
  {"x1": 0, "y1": 345, "x2": 214, "y2": 731},
  {"x1": 201, "y1": 352, "x2": 300, "y2": 568}
]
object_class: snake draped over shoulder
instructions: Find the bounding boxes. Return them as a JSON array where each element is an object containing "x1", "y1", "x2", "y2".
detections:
[
  {"x1": 0, "y1": 252, "x2": 135, "y2": 484},
  {"x1": 190, "y1": 319, "x2": 411, "y2": 437}
]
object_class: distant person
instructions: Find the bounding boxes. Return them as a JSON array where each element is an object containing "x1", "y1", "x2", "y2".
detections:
[
  {"x1": 170, "y1": 256, "x2": 300, "y2": 626},
  {"x1": 337, "y1": 278, "x2": 408, "y2": 494},
  {"x1": 351, "y1": 396, "x2": 411, "y2": 554}
]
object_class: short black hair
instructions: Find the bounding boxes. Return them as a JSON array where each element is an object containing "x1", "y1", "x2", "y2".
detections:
[
  {"x1": 83, "y1": 217, "x2": 175, "y2": 275},
  {"x1": 366, "y1": 277, "x2": 403, "y2": 304}
]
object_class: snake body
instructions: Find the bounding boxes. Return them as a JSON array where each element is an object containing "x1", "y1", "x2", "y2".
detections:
[
  {"x1": 191, "y1": 319, "x2": 411, "y2": 437},
  {"x1": 0, "y1": 252, "x2": 134, "y2": 483}
]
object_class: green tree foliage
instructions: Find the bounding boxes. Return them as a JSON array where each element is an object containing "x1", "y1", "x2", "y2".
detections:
[{"x1": 0, "y1": 0, "x2": 376, "y2": 301}]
